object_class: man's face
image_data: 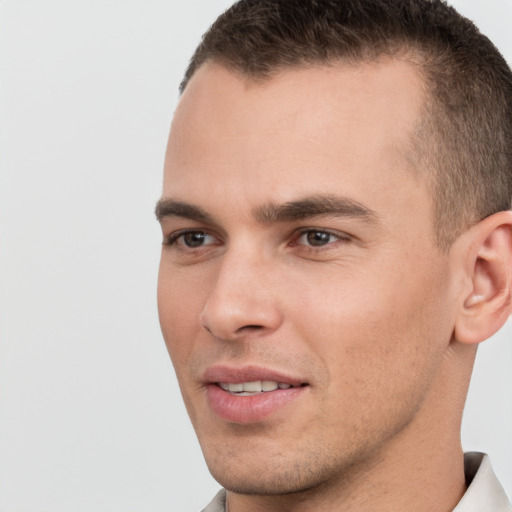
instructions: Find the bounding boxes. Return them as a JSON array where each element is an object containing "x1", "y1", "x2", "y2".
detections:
[{"x1": 157, "y1": 61, "x2": 458, "y2": 494}]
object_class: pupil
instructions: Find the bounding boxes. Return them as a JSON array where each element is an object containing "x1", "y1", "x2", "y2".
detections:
[
  {"x1": 307, "y1": 231, "x2": 330, "y2": 246},
  {"x1": 184, "y1": 232, "x2": 205, "y2": 247}
]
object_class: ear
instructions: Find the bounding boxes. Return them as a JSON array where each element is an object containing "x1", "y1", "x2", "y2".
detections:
[{"x1": 454, "y1": 210, "x2": 512, "y2": 345}]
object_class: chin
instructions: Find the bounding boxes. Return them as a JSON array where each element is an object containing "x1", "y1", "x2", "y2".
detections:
[
  {"x1": 210, "y1": 466, "x2": 319, "y2": 496},
  {"x1": 203, "y1": 445, "x2": 349, "y2": 497}
]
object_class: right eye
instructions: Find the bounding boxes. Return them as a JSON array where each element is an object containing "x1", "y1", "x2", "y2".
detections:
[{"x1": 166, "y1": 230, "x2": 219, "y2": 249}]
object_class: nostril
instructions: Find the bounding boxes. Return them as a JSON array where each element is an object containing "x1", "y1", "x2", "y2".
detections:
[
  {"x1": 202, "y1": 322, "x2": 264, "y2": 339},
  {"x1": 236, "y1": 324, "x2": 264, "y2": 332}
]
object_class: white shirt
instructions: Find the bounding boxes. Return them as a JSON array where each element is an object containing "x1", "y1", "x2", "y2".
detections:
[
  {"x1": 201, "y1": 453, "x2": 511, "y2": 512},
  {"x1": 454, "y1": 453, "x2": 511, "y2": 511}
]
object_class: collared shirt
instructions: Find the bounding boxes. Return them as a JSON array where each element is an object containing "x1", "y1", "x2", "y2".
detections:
[
  {"x1": 454, "y1": 453, "x2": 511, "y2": 511},
  {"x1": 201, "y1": 453, "x2": 511, "y2": 512}
]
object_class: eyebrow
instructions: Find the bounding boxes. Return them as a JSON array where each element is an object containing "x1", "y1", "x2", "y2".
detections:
[
  {"x1": 155, "y1": 199, "x2": 212, "y2": 223},
  {"x1": 155, "y1": 194, "x2": 379, "y2": 225},
  {"x1": 253, "y1": 195, "x2": 379, "y2": 224}
]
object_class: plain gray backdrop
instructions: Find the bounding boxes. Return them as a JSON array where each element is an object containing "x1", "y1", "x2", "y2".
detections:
[{"x1": 0, "y1": 1, "x2": 511, "y2": 511}]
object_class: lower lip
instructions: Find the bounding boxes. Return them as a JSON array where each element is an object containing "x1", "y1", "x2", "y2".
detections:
[{"x1": 206, "y1": 384, "x2": 306, "y2": 424}]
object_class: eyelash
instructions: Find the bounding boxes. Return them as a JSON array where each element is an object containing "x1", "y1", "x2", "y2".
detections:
[
  {"x1": 164, "y1": 228, "x2": 351, "y2": 252},
  {"x1": 292, "y1": 228, "x2": 350, "y2": 249},
  {"x1": 164, "y1": 230, "x2": 219, "y2": 249}
]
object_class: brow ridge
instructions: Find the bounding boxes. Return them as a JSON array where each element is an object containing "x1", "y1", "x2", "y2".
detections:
[
  {"x1": 155, "y1": 194, "x2": 379, "y2": 226},
  {"x1": 155, "y1": 199, "x2": 211, "y2": 223},
  {"x1": 253, "y1": 195, "x2": 379, "y2": 224}
]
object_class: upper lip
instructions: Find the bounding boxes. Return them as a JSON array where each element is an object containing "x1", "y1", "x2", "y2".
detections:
[{"x1": 203, "y1": 365, "x2": 306, "y2": 386}]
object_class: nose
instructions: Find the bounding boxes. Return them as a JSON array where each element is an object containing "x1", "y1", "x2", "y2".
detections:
[{"x1": 199, "y1": 249, "x2": 283, "y2": 341}]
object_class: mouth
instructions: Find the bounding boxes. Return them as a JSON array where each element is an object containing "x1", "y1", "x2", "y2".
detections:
[
  {"x1": 217, "y1": 380, "x2": 300, "y2": 396},
  {"x1": 203, "y1": 366, "x2": 309, "y2": 424}
]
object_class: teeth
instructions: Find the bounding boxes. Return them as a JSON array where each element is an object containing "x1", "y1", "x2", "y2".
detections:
[
  {"x1": 218, "y1": 380, "x2": 293, "y2": 394},
  {"x1": 219, "y1": 382, "x2": 242, "y2": 392},
  {"x1": 262, "y1": 381, "x2": 279, "y2": 391},
  {"x1": 243, "y1": 381, "x2": 262, "y2": 392}
]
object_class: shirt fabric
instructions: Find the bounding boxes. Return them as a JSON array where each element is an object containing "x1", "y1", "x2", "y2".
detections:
[{"x1": 201, "y1": 452, "x2": 511, "y2": 512}]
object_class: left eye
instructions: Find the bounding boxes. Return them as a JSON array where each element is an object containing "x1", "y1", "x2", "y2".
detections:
[{"x1": 297, "y1": 230, "x2": 342, "y2": 247}]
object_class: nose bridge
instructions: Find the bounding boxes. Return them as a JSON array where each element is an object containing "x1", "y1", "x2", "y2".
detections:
[{"x1": 199, "y1": 240, "x2": 282, "y2": 340}]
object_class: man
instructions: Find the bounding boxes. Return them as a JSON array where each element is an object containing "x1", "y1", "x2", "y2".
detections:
[{"x1": 155, "y1": 0, "x2": 512, "y2": 510}]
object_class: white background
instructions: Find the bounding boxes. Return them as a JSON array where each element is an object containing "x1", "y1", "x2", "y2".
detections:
[{"x1": 0, "y1": 1, "x2": 511, "y2": 511}]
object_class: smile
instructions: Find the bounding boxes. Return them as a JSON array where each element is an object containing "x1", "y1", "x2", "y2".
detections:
[
  {"x1": 218, "y1": 380, "x2": 295, "y2": 395},
  {"x1": 202, "y1": 366, "x2": 309, "y2": 423}
]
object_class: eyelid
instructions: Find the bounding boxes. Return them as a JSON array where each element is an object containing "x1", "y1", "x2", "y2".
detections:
[
  {"x1": 162, "y1": 226, "x2": 353, "y2": 252},
  {"x1": 164, "y1": 228, "x2": 221, "y2": 247},
  {"x1": 291, "y1": 227, "x2": 352, "y2": 246}
]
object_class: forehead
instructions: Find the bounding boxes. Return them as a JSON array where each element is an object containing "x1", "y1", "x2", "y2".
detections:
[
  {"x1": 171, "y1": 59, "x2": 424, "y2": 144},
  {"x1": 164, "y1": 60, "x2": 430, "y2": 231}
]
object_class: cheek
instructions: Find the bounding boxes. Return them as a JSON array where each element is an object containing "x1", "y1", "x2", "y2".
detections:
[
  {"x1": 289, "y1": 256, "x2": 453, "y2": 407},
  {"x1": 157, "y1": 262, "x2": 206, "y2": 368},
  {"x1": 157, "y1": 264, "x2": 209, "y2": 426}
]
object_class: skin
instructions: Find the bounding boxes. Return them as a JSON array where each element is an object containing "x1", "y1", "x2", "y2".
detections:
[{"x1": 157, "y1": 61, "x2": 510, "y2": 511}]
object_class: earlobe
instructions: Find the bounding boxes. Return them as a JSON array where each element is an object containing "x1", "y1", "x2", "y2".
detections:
[{"x1": 454, "y1": 211, "x2": 512, "y2": 345}]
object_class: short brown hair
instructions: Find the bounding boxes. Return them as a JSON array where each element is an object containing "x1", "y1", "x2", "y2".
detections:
[{"x1": 180, "y1": 0, "x2": 512, "y2": 249}]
